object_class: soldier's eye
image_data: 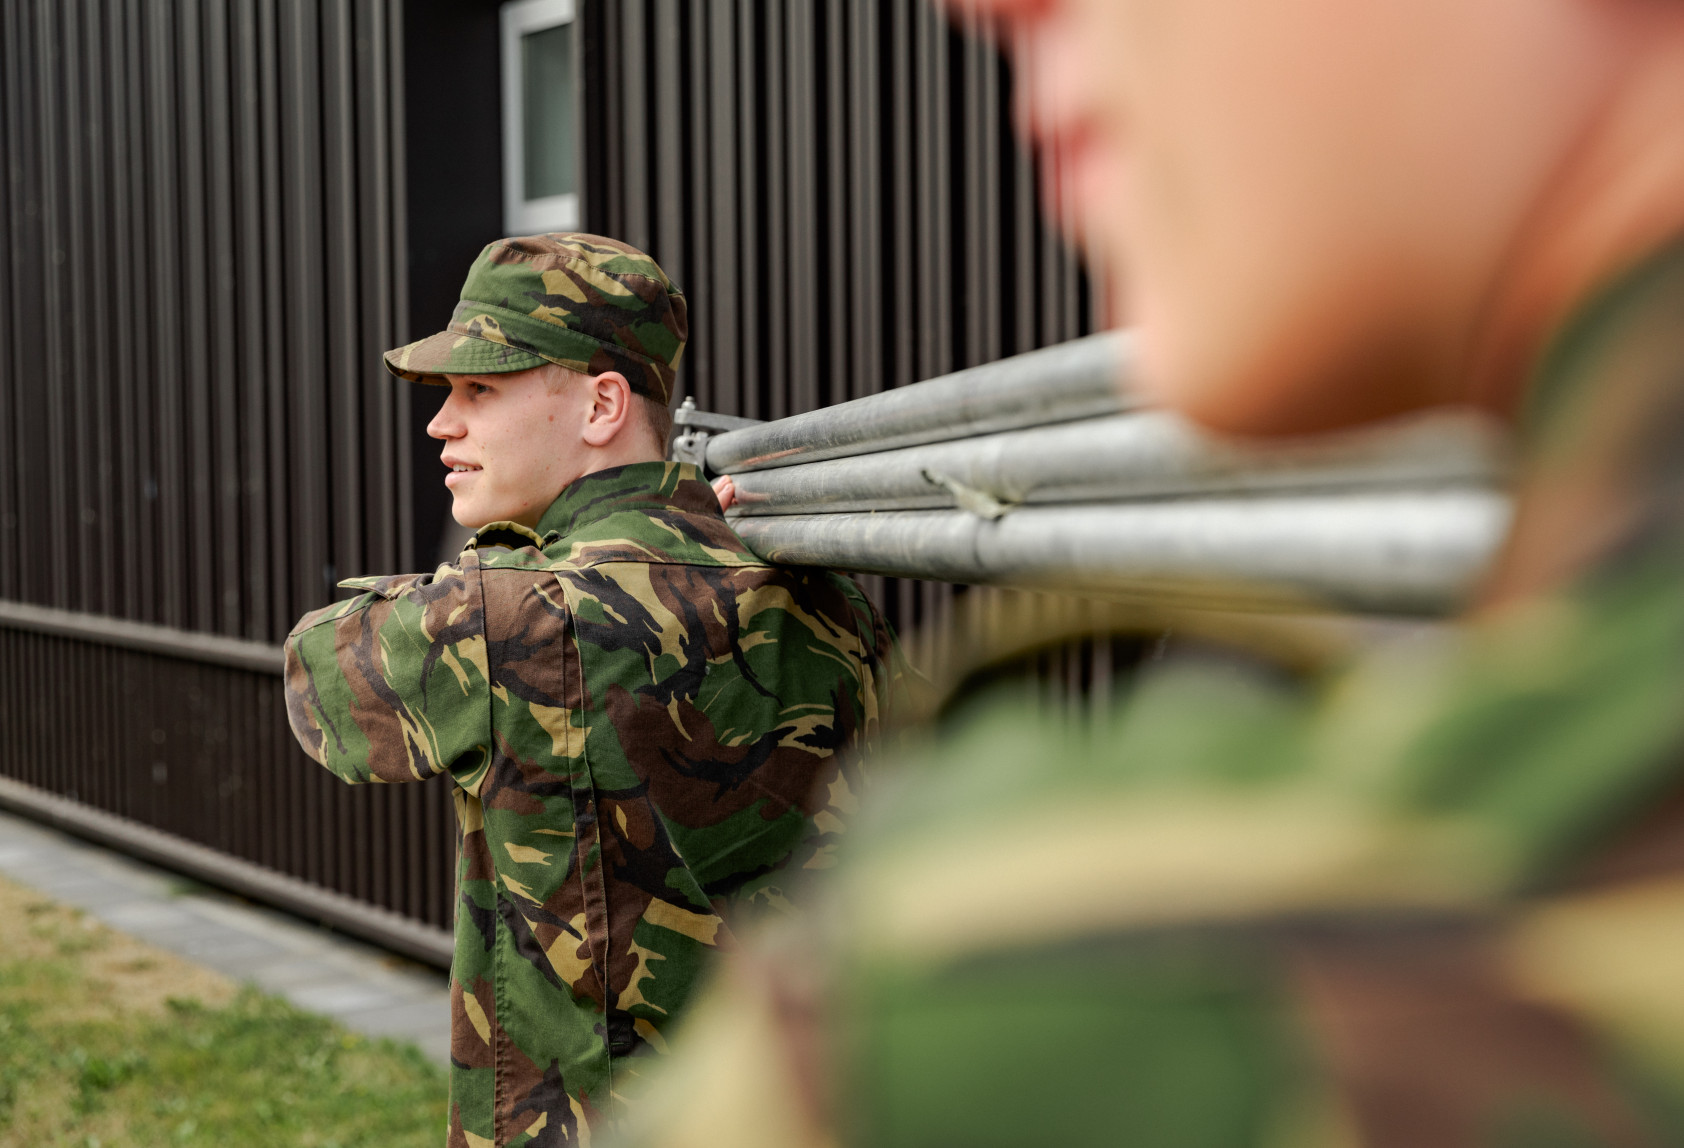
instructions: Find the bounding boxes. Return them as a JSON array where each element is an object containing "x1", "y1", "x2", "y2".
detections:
[{"x1": 470, "y1": 382, "x2": 493, "y2": 396}]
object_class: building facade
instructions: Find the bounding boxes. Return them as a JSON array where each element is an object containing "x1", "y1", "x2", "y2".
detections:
[{"x1": 0, "y1": 0, "x2": 1094, "y2": 950}]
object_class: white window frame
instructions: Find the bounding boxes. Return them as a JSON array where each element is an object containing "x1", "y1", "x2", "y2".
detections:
[{"x1": 501, "y1": 0, "x2": 580, "y2": 234}]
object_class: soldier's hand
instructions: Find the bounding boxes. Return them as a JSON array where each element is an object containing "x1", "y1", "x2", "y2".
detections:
[{"x1": 711, "y1": 475, "x2": 736, "y2": 512}]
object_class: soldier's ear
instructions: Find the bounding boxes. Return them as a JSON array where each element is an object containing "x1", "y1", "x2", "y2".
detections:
[{"x1": 580, "y1": 371, "x2": 634, "y2": 446}]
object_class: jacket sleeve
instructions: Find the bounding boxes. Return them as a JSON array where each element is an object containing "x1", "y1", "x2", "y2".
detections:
[{"x1": 283, "y1": 557, "x2": 493, "y2": 788}]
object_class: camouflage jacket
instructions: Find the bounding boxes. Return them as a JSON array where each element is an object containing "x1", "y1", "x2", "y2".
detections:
[
  {"x1": 283, "y1": 461, "x2": 893, "y2": 1147},
  {"x1": 612, "y1": 245, "x2": 1684, "y2": 1147}
]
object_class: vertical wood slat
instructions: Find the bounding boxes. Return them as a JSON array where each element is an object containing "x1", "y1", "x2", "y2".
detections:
[
  {"x1": 326, "y1": 0, "x2": 362, "y2": 610},
  {"x1": 849, "y1": 0, "x2": 881, "y2": 403},
  {"x1": 179, "y1": 0, "x2": 216, "y2": 634},
  {"x1": 822, "y1": 1, "x2": 849, "y2": 410},
  {"x1": 88, "y1": 0, "x2": 118, "y2": 620},
  {"x1": 886, "y1": 0, "x2": 914, "y2": 391},
  {"x1": 143, "y1": 0, "x2": 183, "y2": 628},
  {"x1": 735, "y1": 0, "x2": 763, "y2": 419},
  {"x1": 360, "y1": 0, "x2": 397, "y2": 578},
  {"x1": 708, "y1": 2, "x2": 739, "y2": 416},
  {"x1": 620, "y1": 0, "x2": 651, "y2": 254},
  {"x1": 0, "y1": 2, "x2": 18, "y2": 603},
  {"x1": 126, "y1": 0, "x2": 160, "y2": 627},
  {"x1": 285, "y1": 0, "x2": 324, "y2": 648},
  {"x1": 37, "y1": 1, "x2": 69, "y2": 613},
  {"x1": 784, "y1": 2, "x2": 818, "y2": 415},
  {"x1": 652, "y1": 0, "x2": 687, "y2": 416},
  {"x1": 60, "y1": 2, "x2": 93, "y2": 617},
  {"x1": 204, "y1": 0, "x2": 241, "y2": 638},
  {"x1": 962, "y1": 3, "x2": 1002, "y2": 367},
  {"x1": 231, "y1": 0, "x2": 268, "y2": 640},
  {"x1": 259, "y1": 0, "x2": 289, "y2": 641},
  {"x1": 652, "y1": 0, "x2": 684, "y2": 297},
  {"x1": 682, "y1": 1, "x2": 711, "y2": 411},
  {"x1": 599, "y1": 1, "x2": 625, "y2": 243},
  {"x1": 385, "y1": 0, "x2": 413, "y2": 582},
  {"x1": 762, "y1": 1, "x2": 787, "y2": 421},
  {"x1": 914, "y1": 0, "x2": 953, "y2": 382},
  {"x1": 1008, "y1": 19, "x2": 1038, "y2": 357}
]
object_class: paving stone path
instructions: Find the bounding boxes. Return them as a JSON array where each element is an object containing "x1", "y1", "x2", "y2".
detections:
[{"x1": 0, "y1": 807, "x2": 450, "y2": 1066}]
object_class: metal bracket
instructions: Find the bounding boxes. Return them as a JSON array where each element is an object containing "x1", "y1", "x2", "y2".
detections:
[{"x1": 669, "y1": 396, "x2": 766, "y2": 471}]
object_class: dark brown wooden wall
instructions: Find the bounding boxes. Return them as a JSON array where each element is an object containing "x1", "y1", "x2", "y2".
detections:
[
  {"x1": 0, "y1": 0, "x2": 412, "y2": 644},
  {"x1": 0, "y1": 0, "x2": 456, "y2": 937},
  {"x1": 0, "y1": 0, "x2": 1094, "y2": 940},
  {"x1": 581, "y1": 0, "x2": 1092, "y2": 417}
]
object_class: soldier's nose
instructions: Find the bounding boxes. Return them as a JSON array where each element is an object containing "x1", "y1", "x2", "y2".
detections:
[{"x1": 426, "y1": 401, "x2": 465, "y2": 440}]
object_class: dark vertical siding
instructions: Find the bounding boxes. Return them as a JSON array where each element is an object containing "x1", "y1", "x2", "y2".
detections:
[
  {"x1": 0, "y1": 0, "x2": 410, "y2": 641},
  {"x1": 1, "y1": 0, "x2": 1101, "y2": 941},
  {"x1": 579, "y1": 0, "x2": 1095, "y2": 654},
  {"x1": 582, "y1": 0, "x2": 1094, "y2": 415},
  {"x1": 0, "y1": 629, "x2": 454, "y2": 932},
  {"x1": 0, "y1": 0, "x2": 454, "y2": 934}
]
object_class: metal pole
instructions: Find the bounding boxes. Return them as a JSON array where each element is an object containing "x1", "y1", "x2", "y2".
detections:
[
  {"x1": 705, "y1": 331, "x2": 1132, "y2": 474},
  {"x1": 730, "y1": 491, "x2": 1512, "y2": 616},
  {"x1": 726, "y1": 409, "x2": 1508, "y2": 516}
]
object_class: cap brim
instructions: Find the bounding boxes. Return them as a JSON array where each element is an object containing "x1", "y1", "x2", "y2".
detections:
[{"x1": 382, "y1": 330, "x2": 550, "y2": 384}]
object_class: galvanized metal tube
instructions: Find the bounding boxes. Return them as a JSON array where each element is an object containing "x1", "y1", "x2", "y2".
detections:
[
  {"x1": 726, "y1": 410, "x2": 1508, "y2": 516},
  {"x1": 705, "y1": 331, "x2": 1131, "y2": 474},
  {"x1": 730, "y1": 491, "x2": 1512, "y2": 616}
]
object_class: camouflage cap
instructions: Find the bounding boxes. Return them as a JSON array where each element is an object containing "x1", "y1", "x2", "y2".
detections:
[{"x1": 382, "y1": 233, "x2": 687, "y2": 404}]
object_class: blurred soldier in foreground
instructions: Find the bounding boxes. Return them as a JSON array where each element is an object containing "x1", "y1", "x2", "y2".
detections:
[
  {"x1": 633, "y1": 0, "x2": 1684, "y2": 1144},
  {"x1": 282, "y1": 233, "x2": 892, "y2": 1146}
]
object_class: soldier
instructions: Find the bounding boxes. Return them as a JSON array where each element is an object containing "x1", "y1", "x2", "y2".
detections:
[
  {"x1": 281, "y1": 233, "x2": 894, "y2": 1147},
  {"x1": 634, "y1": 0, "x2": 1684, "y2": 1144}
]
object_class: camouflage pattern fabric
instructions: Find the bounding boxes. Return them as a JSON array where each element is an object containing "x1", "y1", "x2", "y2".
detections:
[
  {"x1": 283, "y1": 461, "x2": 894, "y2": 1146},
  {"x1": 383, "y1": 233, "x2": 688, "y2": 404},
  {"x1": 610, "y1": 242, "x2": 1684, "y2": 1147}
]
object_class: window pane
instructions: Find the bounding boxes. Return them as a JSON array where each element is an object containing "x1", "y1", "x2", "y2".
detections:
[{"x1": 522, "y1": 22, "x2": 575, "y2": 201}]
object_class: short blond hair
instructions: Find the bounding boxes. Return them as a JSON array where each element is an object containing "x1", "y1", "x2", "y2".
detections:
[{"x1": 545, "y1": 363, "x2": 671, "y2": 453}]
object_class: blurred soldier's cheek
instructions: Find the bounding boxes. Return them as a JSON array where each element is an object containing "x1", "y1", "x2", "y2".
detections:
[{"x1": 1025, "y1": 0, "x2": 1606, "y2": 438}]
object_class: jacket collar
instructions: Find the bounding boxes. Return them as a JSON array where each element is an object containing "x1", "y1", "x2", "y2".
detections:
[
  {"x1": 1522, "y1": 233, "x2": 1684, "y2": 448},
  {"x1": 534, "y1": 461, "x2": 722, "y2": 541},
  {"x1": 1485, "y1": 234, "x2": 1684, "y2": 601}
]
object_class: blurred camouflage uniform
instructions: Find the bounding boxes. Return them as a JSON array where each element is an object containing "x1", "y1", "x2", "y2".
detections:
[
  {"x1": 284, "y1": 234, "x2": 895, "y2": 1147},
  {"x1": 613, "y1": 243, "x2": 1684, "y2": 1146}
]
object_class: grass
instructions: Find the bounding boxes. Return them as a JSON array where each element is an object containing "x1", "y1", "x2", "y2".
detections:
[{"x1": 0, "y1": 875, "x2": 447, "y2": 1147}]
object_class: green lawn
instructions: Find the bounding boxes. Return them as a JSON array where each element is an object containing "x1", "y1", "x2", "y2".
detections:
[{"x1": 0, "y1": 876, "x2": 447, "y2": 1147}]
